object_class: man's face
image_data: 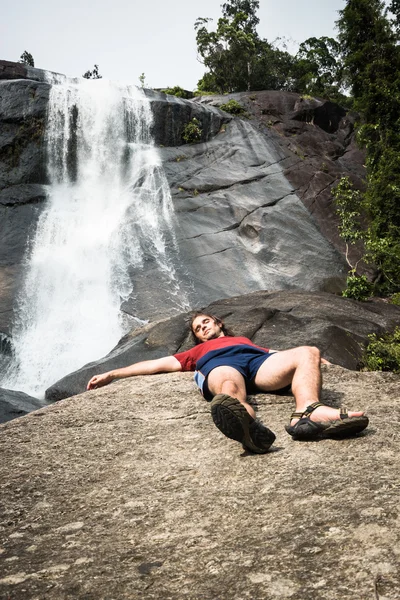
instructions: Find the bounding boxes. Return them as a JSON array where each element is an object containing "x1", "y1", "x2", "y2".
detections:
[{"x1": 191, "y1": 315, "x2": 225, "y2": 343}]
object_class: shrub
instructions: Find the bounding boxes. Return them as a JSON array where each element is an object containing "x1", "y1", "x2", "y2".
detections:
[
  {"x1": 361, "y1": 327, "x2": 400, "y2": 373},
  {"x1": 162, "y1": 86, "x2": 191, "y2": 99},
  {"x1": 83, "y1": 65, "x2": 102, "y2": 79},
  {"x1": 193, "y1": 90, "x2": 217, "y2": 96},
  {"x1": 182, "y1": 118, "x2": 203, "y2": 144},
  {"x1": 342, "y1": 272, "x2": 373, "y2": 301},
  {"x1": 219, "y1": 99, "x2": 246, "y2": 115},
  {"x1": 390, "y1": 292, "x2": 400, "y2": 306},
  {"x1": 19, "y1": 51, "x2": 34, "y2": 67}
]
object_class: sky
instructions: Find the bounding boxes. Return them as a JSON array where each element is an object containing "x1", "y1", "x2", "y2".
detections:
[{"x1": 1, "y1": 0, "x2": 345, "y2": 91}]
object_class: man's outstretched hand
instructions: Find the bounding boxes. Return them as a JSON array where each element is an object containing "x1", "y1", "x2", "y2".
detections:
[{"x1": 87, "y1": 372, "x2": 113, "y2": 390}]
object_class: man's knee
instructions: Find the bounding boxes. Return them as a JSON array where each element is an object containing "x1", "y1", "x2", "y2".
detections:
[
  {"x1": 207, "y1": 366, "x2": 246, "y2": 396},
  {"x1": 210, "y1": 377, "x2": 242, "y2": 396},
  {"x1": 297, "y1": 345, "x2": 321, "y2": 362}
]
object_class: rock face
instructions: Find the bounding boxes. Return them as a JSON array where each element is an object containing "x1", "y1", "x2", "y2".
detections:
[
  {"x1": 1, "y1": 365, "x2": 399, "y2": 599},
  {"x1": 0, "y1": 75, "x2": 49, "y2": 335},
  {"x1": 0, "y1": 387, "x2": 48, "y2": 423},
  {"x1": 196, "y1": 91, "x2": 367, "y2": 271},
  {"x1": 0, "y1": 61, "x2": 359, "y2": 338},
  {"x1": 46, "y1": 290, "x2": 400, "y2": 403}
]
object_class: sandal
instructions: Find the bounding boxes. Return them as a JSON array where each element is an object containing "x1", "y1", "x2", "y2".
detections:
[
  {"x1": 210, "y1": 394, "x2": 276, "y2": 454},
  {"x1": 285, "y1": 402, "x2": 369, "y2": 440}
]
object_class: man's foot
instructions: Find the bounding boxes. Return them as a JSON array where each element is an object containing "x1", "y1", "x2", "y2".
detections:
[
  {"x1": 210, "y1": 394, "x2": 276, "y2": 454},
  {"x1": 286, "y1": 402, "x2": 369, "y2": 440}
]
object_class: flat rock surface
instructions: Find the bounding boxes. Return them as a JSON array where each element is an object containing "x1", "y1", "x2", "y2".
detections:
[{"x1": 1, "y1": 366, "x2": 399, "y2": 599}]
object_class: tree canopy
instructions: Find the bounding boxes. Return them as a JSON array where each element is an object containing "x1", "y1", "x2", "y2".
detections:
[
  {"x1": 334, "y1": 0, "x2": 400, "y2": 294},
  {"x1": 194, "y1": 0, "x2": 345, "y2": 99}
]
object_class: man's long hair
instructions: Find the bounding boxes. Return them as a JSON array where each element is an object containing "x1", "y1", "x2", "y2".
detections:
[{"x1": 189, "y1": 311, "x2": 234, "y2": 344}]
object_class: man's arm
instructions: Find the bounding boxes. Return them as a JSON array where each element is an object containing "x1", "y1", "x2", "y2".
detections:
[{"x1": 86, "y1": 355, "x2": 182, "y2": 390}]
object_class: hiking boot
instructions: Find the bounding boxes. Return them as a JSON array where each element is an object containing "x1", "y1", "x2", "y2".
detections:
[{"x1": 210, "y1": 394, "x2": 275, "y2": 454}]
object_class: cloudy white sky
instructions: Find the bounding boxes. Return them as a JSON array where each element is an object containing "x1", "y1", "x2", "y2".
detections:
[{"x1": 2, "y1": 0, "x2": 345, "y2": 90}]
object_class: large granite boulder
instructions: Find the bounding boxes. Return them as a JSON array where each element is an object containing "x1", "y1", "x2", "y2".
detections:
[
  {"x1": 45, "y1": 290, "x2": 400, "y2": 403},
  {"x1": 1, "y1": 365, "x2": 399, "y2": 598}
]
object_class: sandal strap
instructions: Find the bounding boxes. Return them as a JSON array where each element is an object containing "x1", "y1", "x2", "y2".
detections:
[{"x1": 290, "y1": 402, "x2": 324, "y2": 420}]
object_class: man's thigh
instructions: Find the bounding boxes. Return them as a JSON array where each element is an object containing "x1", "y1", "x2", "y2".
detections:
[
  {"x1": 206, "y1": 365, "x2": 247, "y2": 395},
  {"x1": 253, "y1": 349, "x2": 300, "y2": 392}
]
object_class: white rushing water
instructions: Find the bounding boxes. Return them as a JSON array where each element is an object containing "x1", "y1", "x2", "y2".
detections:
[{"x1": 2, "y1": 78, "x2": 183, "y2": 397}]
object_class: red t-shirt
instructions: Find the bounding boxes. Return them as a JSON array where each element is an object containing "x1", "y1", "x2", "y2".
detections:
[{"x1": 174, "y1": 336, "x2": 270, "y2": 372}]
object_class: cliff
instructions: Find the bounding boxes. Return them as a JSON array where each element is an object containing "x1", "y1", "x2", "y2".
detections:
[{"x1": 0, "y1": 60, "x2": 362, "y2": 338}]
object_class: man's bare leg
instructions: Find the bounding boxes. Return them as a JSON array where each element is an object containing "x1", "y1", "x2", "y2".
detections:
[
  {"x1": 253, "y1": 346, "x2": 365, "y2": 425},
  {"x1": 206, "y1": 365, "x2": 275, "y2": 453},
  {"x1": 207, "y1": 366, "x2": 256, "y2": 418}
]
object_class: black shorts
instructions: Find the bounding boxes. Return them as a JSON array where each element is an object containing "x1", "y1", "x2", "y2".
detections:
[{"x1": 194, "y1": 347, "x2": 278, "y2": 401}]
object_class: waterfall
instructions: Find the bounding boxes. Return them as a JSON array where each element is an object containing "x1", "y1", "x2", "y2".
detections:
[{"x1": 1, "y1": 78, "x2": 185, "y2": 397}]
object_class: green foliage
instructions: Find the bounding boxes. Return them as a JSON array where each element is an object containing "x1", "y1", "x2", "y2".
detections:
[
  {"x1": 293, "y1": 36, "x2": 344, "y2": 99},
  {"x1": 333, "y1": 175, "x2": 400, "y2": 296},
  {"x1": 182, "y1": 118, "x2": 203, "y2": 144},
  {"x1": 361, "y1": 327, "x2": 400, "y2": 372},
  {"x1": 332, "y1": 177, "x2": 364, "y2": 247},
  {"x1": 335, "y1": 2, "x2": 400, "y2": 295},
  {"x1": 389, "y1": 0, "x2": 400, "y2": 32},
  {"x1": 342, "y1": 272, "x2": 373, "y2": 301},
  {"x1": 194, "y1": 1, "x2": 346, "y2": 98},
  {"x1": 82, "y1": 65, "x2": 102, "y2": 79},
  {"x1": 195, "y1": 10, "x2": 258, "y2": 93},
  {"x1": 337, "y1": 0, "x2": 398, "y2": 110},
  {"x1": 161, "y1": 86, "x2": 191, "y2": 99},
  {"x1": 219, "y1": 99, "x2": 246, "y2": 115},
  {"x1": 138, "y1": 73, "x2": 146, "y2": 88},
  {"x1": 193, "y1": 89, "x2": 217, "y2": 96},
  {"x1": 390, "y1": 292, "x2": 400, "y2": 305},
  {"x1": 221, "y1": 0, "x2": 260, "y2": 32},
  {"x1": 19, "y1": 51, "x2": 34, "y2": 67}
]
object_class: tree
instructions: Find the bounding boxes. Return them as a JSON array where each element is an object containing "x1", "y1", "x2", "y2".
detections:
[
  {"x1": 388, "y1": 0, "x2": 400, "y2": 33},
  {"x1": 138, "y1": 73, "x2": 147, "y2": 88},
  {"x1": 195, "y1": 1, "x2": 298, "y2": 94},
  {"x1": 335, "y1": 0, "x2": 400, "y2": 293},
  {"x1": 195, "y1": 12, "x2": 258, "y2": 93},
  {"x1": 250, "y1": 40, "x2": 297, "y2": 92},
  {"x1": 221, "y1": 0, "x2": 260, "y2": 33},
  {"x1": 292, "y1": 37, "x2": 345, "y2": 100},
  {"x1": 82, "y1": 64, "x2": 102, "y2": 79},
  {"x1": 19, "y1": 51, "x2": 34, "y2": 67},
  {"x1": 337, "y1": 0, "x2": 398, "y2": 109}
]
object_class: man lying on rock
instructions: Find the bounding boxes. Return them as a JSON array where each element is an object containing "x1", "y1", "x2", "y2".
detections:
[{"x1": 87, "y1": 312, "x2": 369, "y2": 454}]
